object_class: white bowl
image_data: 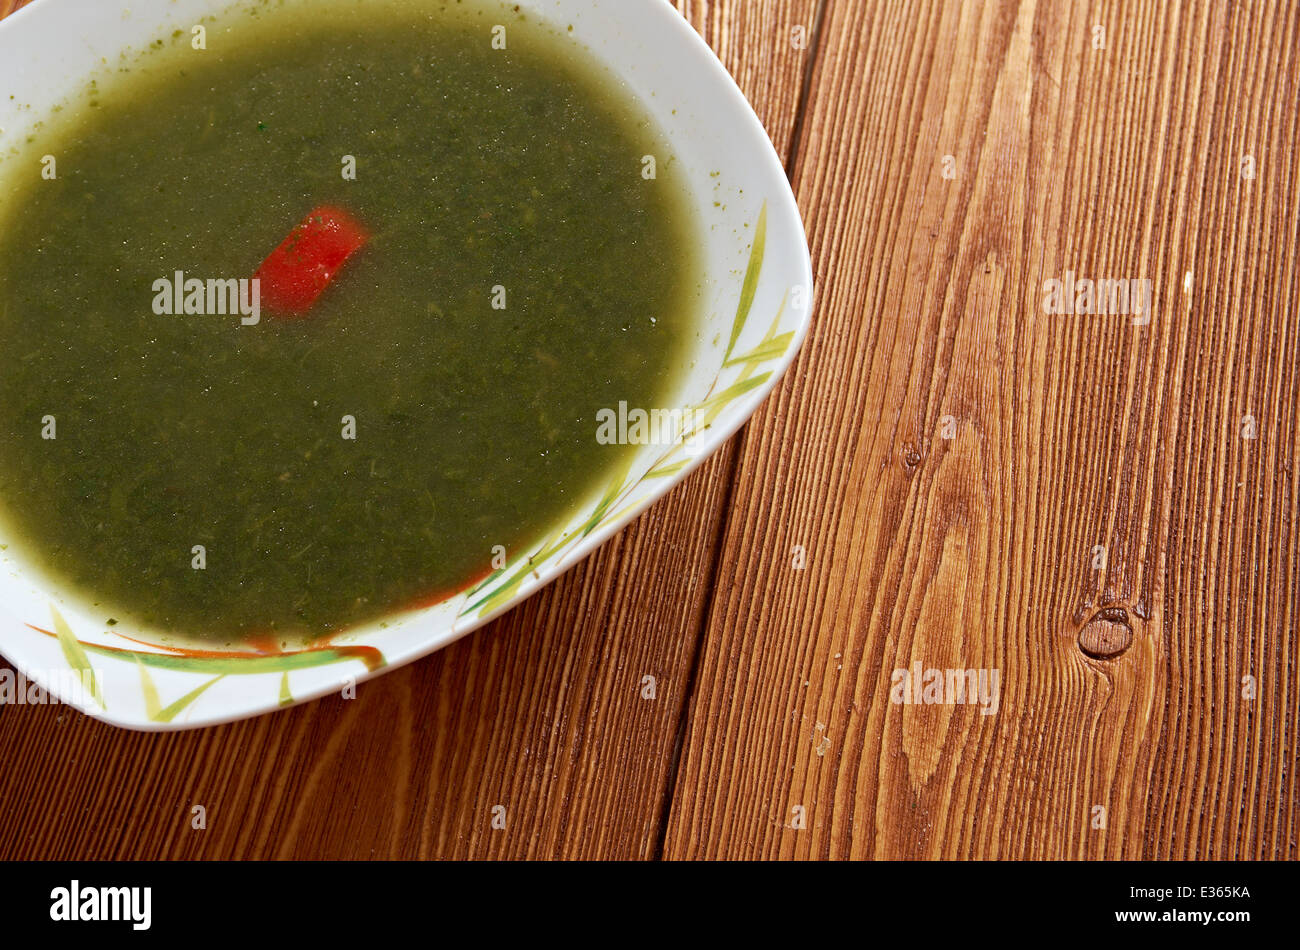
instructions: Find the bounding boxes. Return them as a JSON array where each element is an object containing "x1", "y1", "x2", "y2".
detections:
[{"x1": 0, "y1": 0, "x2": 813, "y2": 729}]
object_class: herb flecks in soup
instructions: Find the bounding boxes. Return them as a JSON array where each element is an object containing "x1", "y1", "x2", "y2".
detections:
[{"x1": 0, "y1": 0, "x2": 699, "y2": 645}]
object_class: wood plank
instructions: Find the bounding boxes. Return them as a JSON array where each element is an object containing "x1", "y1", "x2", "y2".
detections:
[
  {"x1": 0, "y1": 0, "x2": 821, "y2": 859},
  {"x1": 664, "y1": 0, "x2": 1299, "y2": 859}
]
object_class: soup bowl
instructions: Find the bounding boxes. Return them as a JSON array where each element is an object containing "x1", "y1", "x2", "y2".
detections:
[{"x1": 0, "y1": 0, "x2": 813, "y2": 729}]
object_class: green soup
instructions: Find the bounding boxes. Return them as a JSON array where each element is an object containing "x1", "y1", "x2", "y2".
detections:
[{"x1": 0, "y1": 0, "x2": 700, "y2": 644}]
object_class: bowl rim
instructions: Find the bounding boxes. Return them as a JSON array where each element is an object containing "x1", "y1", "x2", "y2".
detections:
[{"x1": 0, "y1": 0, "x2": 815, "y2": 730}]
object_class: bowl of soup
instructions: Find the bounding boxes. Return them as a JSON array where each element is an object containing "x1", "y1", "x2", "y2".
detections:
[{"x1": 0, "y1": 0, "x2": 813, "y2": 728}]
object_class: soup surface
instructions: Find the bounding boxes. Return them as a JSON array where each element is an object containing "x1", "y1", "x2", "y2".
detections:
[{"x1": 0, "y1": 0, "x2": 699, "y2": 644}]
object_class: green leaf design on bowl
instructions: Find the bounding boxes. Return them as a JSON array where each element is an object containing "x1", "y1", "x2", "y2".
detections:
[{"x1": 26, "y1": 199, "x2": 790, "y2": 723}]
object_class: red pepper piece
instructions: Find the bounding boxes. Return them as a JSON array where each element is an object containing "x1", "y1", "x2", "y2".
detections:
[{"x1": 254, "y1": 206, "x2": 368, "y2": 315}]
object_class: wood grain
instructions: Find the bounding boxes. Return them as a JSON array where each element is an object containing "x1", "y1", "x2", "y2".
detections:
[
  {"x1": 663, "y1": 0, "x2": 1299, "y2": 859},
  {"x1": 0, "y1": 0, "x2": 820, "y2": 860},
  {"x1": 3, "y1": 0, "x2": 1297, "y2": 862}
]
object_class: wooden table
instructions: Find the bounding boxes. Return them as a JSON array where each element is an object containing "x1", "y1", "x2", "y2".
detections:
[{"x1": 1, "y1": 0, "x2": 1296, "y2": 860}]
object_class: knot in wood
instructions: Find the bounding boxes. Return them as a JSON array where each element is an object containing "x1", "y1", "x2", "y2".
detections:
[{"x1": 1078, "y1": 607, "x2": 1133, "y2": 659}]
